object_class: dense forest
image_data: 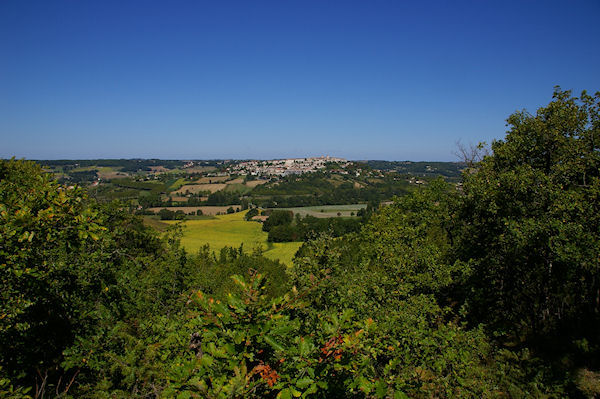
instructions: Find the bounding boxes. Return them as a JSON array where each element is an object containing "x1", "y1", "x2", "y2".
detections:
[{"x1": 1, "y1": 89, "x2": 599, "y2": 397}]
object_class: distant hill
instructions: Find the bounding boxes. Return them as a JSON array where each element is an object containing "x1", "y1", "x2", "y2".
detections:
[{"x1": 361, "y1": 160, "x2": 465, "y2": 179}]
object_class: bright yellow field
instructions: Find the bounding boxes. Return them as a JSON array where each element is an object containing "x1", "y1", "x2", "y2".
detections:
[{"x1": 164, "y1": 211, "x2": 302, "y2": 265}]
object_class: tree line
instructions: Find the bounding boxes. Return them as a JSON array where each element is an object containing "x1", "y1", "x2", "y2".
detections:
[{"x1": 260, "y1": 210, "x2": 365, "y2": 243}]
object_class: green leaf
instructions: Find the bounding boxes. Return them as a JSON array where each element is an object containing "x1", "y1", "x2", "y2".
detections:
[
  {"x1": 177, "y1": 391, "x2": 191, "y2": 399},
  {"x1": 264, "y1": 335, "x2": 285, "y2": 352},
  {"x1": 302, "y1": 384, "x2": 318, "y2": 397},
  {"x1": 394, "y1": 391, "x2": 409, "y2": 399},
  {"x1": 375, "y1": 380, "x2": 387, "y2": 398},
  {"x1": 200, "y1": 355, "x2": 214, "y2": 367},
  {"x1": 227, "y1": 293, "x2": 245, "y2": 310},
  {"x1": 296, "y1": 377, "x2": 313, "y2": 389},
  {"x1": 298, "y1": 337, "x2": 313, "y2": 356},
  {"x1": 358, "y1": 376, "x2": 372, "y2": 393}
]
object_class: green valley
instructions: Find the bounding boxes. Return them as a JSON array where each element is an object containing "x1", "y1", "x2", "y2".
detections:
[{"x1": 163, "y1": 211, "x2": 302, "y2": 265}]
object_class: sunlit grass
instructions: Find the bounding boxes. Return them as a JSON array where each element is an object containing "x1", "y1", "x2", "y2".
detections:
[{"x1": 165, "y1": 211, "x2": 302, "y2": 265}]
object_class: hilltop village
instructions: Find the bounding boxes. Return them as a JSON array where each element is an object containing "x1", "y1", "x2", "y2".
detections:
[{"x1": 228, "y1": 156, "x2": 349, "y2": 176}]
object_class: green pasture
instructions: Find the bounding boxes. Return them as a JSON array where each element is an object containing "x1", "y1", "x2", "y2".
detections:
[
  {"x1": 69, "y1": 166, "x2": 119, "y2": 173},
  {"x1": 69, "y1": 165, "x2": 98, "y2": 172},
  {"x1": 164, "y1": 211, "x2": 302, "y2": 265},
  {"x1": 142, "y1": 216, "x2": 171, "y2": 232},
  {"x1": 167, "y1": 177, "x2": 188, "y2": 191},
  {"x1": 277, "y1": 204, "x2": 367, "y2": 218},
  {"x1": 223, "y1": 183, "x2": 253, "y2": 194}
]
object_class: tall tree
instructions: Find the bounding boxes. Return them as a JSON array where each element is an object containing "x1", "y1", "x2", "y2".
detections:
[{"x1": 457, "y1": 88, "x2": 600, "y2": 340}]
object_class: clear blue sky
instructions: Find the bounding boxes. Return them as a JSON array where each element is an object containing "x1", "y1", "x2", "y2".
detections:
[{"x1": 1, "y1": 0, "x2": 599, "y2": 160}]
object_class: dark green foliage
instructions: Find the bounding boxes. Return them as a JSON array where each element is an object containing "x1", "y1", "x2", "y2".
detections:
[
  {"x1": 190, "y1": 245, "x2": 290, "y2": 300},
  {"x1": 363, "y1": 160, "x2": 465, "y2": 180},
  {"x1": 57, "y1": 169, "x2": 99, "y2": 184},
  {"x1": 0, "y1": 159, "x2": 164, "y2": 395},
  {"x1": 244, "y1": 208, "x2": 259, "y2": 220},
  {"x1": 206, "y1": 190, "x2": 241, "y2": 205},
  {"x1": 167, "y1": 273, "x2": 389, "y2": 398},
  {"x1": 1, "y1": 160, "x2": 103, "y2": 373},
  {"x1": 262, "y1": 210, "x2": 293, "y2": 232},
  {"x1": 297, "y1": 215, "x2": 362, "y2": 238},
  {"x1": 267, "y1": 215, "x2": 362, "y2": 242},
  {"x1": 284, "y1": 181, "x2": 561, "y2": 397},
  {"x1": 250, "y1": 172, "x2": 413, "y2": 208},
  {"x1": 267, "y1": 224, "x2": 297, "y2": 242},
  {"x1": 456, "y1": 89, "x2": 600, "y2": 343},
  {"x1": 0, "y1": 158, "x2": 299, "y2": 397},
  {"x1": 111, "y1": 177, "x2": 167, "y2": 194},
  {"x1": 158, "y1": 208, "x2": 186, "y2": 220}
]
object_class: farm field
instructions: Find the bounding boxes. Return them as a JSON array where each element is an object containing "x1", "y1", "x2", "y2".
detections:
[
  {"x1": 70, "y1": 165, "x2": 127, "y2": 180},
  {"x1": 148, "y1": 166, "x2": 168, "y2": 173},
  {"x1": 167, "y1": 178, "x2": 188, "y2": 191},
  {"x1": 173, "y1": 183, "x2": 227, "y2": 194},
  {"x1": 195, "y1": 176, "x2": 230, "y2": 184},
  {"x1": 228, "y1": 177, "x2": 245, "y2": 184},
  {"x1": 182, "y1": 166, "x2": 216, "y2": 174},
  {"x1": 142, "y1": 216, "x2": 172, "y2": 232},
  {"x1": 277, "y1": 204, "x2": 367, "y2": 218},
  {"x1": 245, "y1": 179, "x2": 269, "y2": 188},
  {"x1": 175, "y1": 177, "x2": 264, "y2": 196},
  {"x1": 169, "y1": 196, "x2": 189, "y2": 202},
  {"x1": 164, "y1": 211, "x2": 302, "y2": 265},
  {"x1": 224, "y1": 183, "x2": 253, "y2": 194}
]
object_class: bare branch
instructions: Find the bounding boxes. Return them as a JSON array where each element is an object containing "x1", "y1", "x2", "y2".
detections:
[{"x1": 453, "y1": 140, "x2": 489, "y2": 168}]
